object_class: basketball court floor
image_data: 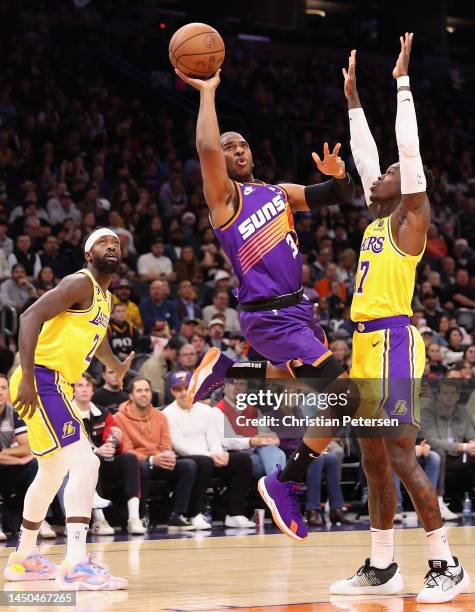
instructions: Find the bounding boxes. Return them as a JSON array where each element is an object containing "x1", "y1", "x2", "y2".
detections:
[{"x1": 1, "y1": 519, "x2": 474, "y2": 611}]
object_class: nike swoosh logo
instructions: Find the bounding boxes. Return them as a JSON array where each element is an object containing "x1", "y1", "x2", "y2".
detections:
[
  {"x1": 400, "y1": 98, "x2": 411, "y2": 103},
  {"x1": 372, "y1": 341, "x2": 381, "y2": 347}
]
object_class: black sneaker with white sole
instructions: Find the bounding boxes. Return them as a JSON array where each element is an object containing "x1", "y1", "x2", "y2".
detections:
[
  {"x1": 330, "y1": 558, "x2": 403, "y2": 595},
  {"x1": 417, "y1": 557, "x2": 470, "y2": 603},
  {"x1": 167, "y1": 513, "x2": 194, "y2": 530}
]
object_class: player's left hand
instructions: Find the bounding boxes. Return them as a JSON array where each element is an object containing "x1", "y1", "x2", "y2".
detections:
[
  {"x1": 312, "y1": 143, "x2": 346, "y2": 179},
  {"x1": 114, "y1": 351, "x2": 135, "y2": 389},
  {"x1": 393, "y1": 32, "x2": 413, "y2": 79}
]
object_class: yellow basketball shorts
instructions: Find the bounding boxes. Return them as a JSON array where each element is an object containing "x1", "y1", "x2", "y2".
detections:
[{"x1": 10, "y1": 365, "x2": 85, "y2": 458}]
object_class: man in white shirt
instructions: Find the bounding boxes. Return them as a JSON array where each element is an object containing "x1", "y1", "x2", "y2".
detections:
[
  {"x1": 214, "y1": 381, "x2": 286, "y2": 478},
  {"x1": 202, "y1": 290, "x2": 240, "y2": 333},
  {"x1": 137, "y1": 238, "x2": 173, "y2": 282},
  {"x1": 47, "y1": 189, "x2": 82, "y2": 226},
  {"x1": 164, "y1": 371, "x2": 255, "y2": 529}
]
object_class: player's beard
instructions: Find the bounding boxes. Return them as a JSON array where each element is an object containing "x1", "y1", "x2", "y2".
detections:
[{"x1": 95, "y1": 255, "x2": 121, "y2": 274}]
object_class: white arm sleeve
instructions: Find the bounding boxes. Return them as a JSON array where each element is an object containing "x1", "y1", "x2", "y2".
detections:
[
  {"x1": 396, "y1": 87, "x2": 426, "y2": 194},
  {"x1": 349, "y1": 107, "x2": 381, "y2": 206}
]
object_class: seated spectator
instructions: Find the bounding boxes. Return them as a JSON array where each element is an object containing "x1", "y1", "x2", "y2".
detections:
[
  {"x1": 302, "y1": 263, "x2": 319, "y2": 302},
  {"x1": 174, "y1": 280, "x2": 202, "y2": 322},
  {"x1": 421, "y1": 292, "x2": 444, "y2": 331},
  {"x1": 140, "y1": 280, "x2": 179, "y2": 334},
  {"x1": 71, "y1": 374, "x2": 144, "y2": 535},
  {"x1": 112, "y1": 278, "x2": 143, "y2": 333},
  {"x1": 327, "y1": 280, "x2": 346, "y2": 320},
  {"x1": 0, "y1": 374, "x2": 54, "y2": 538},
  {"x1": 315, "y1": 263, "x2": 347, "y2": 302},
  {"x1": 114, "y1": 377, "x2": 198, "y2": 530},
  {"x1": 35, "y1": 266, "x2": 57, "y2": 295},
  {"x1": 214, "y1": 381, "x2": 286, "y2": 478},
  {"x1": 392, "y1": 439, "x2": 457, "y2": 521},
  {"x1": 47, "y1": 189, "x2": 81, "y2": 226},
  {"x1": 329, "y1": 340, "x2": 351, "y2": 372},
  {"x1": 423, "y1": 379, "x2": 475, "y2": 504},
  {"x1": 191, "y1": 331, "x2": 209, "y2": 362},
  {"x1": 426, "y1": 343, "x2": 448, "y2": 382},
  {"x1": 39, "y1": 235, "x2": 72, "y2": 279},
  {"x1": 7, "y1": 235, "x2": 41, "y2": 278},
  {"x1": 0, "y1": 217, "x2": 13, "y2": 257},
  {"x1": 0, "y1": 264, "x2": 38, "y2": 311},
  {"x1": 138, "y1": 336, "x2": 182, "y2": 400},
  {"x1": 444, "y1": 268, "x2": 475, "y2": 310},
  {"x1": 179, "y1": 317, "x2": 200, "y2": 343},
  {"x1": 137, "y1": 238, "x2": 173, "y2": 282},
  {"x1": 164, "y1": 372, "x2": 255, "y2": 529},
  {"x1": 206, "y1": 318, "x2": 236, "y2": 359},
  {"x1": 443, "y1": 328, "x2": 465, "y2": 368},
  {"x1": 107, "y1": 303, "x2": 140, "y2": 359},
  {"x1": 92, "y1": 366, "x2": 129, "y2": 410},
  {"x1": 305, "y1": 441, "x2": 354, "y2": 526},
  {"x1": 432, "y1": 315, "x2": 450, "y2": 347},
  {"x1": 464, "y1": 345, "x2": 475, "y2": 376},
  {"x1": 202, "y1": 270, "x2": 236, "y2": 308},
  {"x1": 202, "y1": 290, "x2": 240, "y2": 333},
  {"x1": 174, "y1": 246, "x2": 202, "y2": 284}
]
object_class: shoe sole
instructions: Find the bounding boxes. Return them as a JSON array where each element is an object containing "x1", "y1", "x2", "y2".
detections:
[
  {"x1": 56, "y1": 579, "x2": 128, "y2": 591},
  {"x1": 4, "y1": 569, "x2": 58, "y2": 581},
  {"x1": 187, "y1": 347, "x2": 221, "y2": 404},
  {"x1": 329, "y1": 570, "x2": 404, "y2": 595},
  {"x1": 416, "y1": 571, "x2": 470, "y2": 603},
  {"x1": 257, "y1": 477, "x2": 304, "y2": 541}
]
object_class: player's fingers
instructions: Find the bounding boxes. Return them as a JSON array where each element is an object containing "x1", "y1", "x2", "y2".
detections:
[
  {"x1": 311, "y1": 152, "x2": 322, "y2": 166},
  {"x1": 333, "y1": 143, "x2": 342, "y2": 157},
  {"x1": 323, "y1": 142, "x2": 329, "y2": 157},
  {"x1": 342, "y1": 67, "x2": 347, "y2": 79}
]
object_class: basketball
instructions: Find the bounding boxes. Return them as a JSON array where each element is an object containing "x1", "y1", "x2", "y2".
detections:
[{"x1": 169, "y1": 23, "x2": 225, "y2": 79}]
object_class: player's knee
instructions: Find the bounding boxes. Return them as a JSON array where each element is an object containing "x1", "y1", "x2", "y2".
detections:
[{"x1": 293, "y1": 355, "x2": 344, "y2": 390}]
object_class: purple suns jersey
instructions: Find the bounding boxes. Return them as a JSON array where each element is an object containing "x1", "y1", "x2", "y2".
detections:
[{"x1": 213, "y1": 181, "x2": 302, "y2": 304}]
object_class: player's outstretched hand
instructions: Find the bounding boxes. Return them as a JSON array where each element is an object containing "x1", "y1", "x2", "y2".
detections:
[
  {"x1": 393, "y1": 32, "x2": 413, "y2": 79},
  {"x1": 115, "y1": 351, "x2": 136, "y2": 389},
  {"x1": 312, "y1": 143, "x2": 346, "y2": 180},
  {"x1": 342, "y1": 49, "x2": 357, "y2": 99},
  {"x1": 175, "y1": 68, "x2": 221, "y2": 92},
  {"x1": 13, "y1": 375, "x2": 38, "y2": 420}
]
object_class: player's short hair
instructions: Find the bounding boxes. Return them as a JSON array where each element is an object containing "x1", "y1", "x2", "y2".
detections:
[
  {"x1": 128, "y1": 376, "x2": 152, "y2": 394},
  {"x1": 422, "y1": 164, "x2": 435, "y2": 198}
]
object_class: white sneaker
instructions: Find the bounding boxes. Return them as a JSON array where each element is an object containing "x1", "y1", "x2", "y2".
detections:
[
  {"x1": 438, "y1": 498, "x2": 459, "y2": 521},
  {"x1": 224, "y1": 515, "x2": 256, "y2": 528},
  {"x1": 90, "y1": 519, "x2": 115, "y2": 536},
  {"x1": 55, "y1": 553, "x2": 127, "y2": 591},
  {"x1": 127, "y1": 518, "x2": 146, "y2": 535},
  {"x1": 417, "y1": 557, "x2": 470, "y2": 603},
  {"x1": 330, "y1": 558, "x2": 404, "y2": 595},
  {"x1": 92, "y1": 492, "x2": 112, "y2": 510},
  {"x1": 39, "y1": 521, "x2": 57, "y2": 539},
  {"x1": 0, "y1": 528, "x2": 7, "y2": 541},
  {"x1": 190, "y1": 514, "x2": 212, "y2": 530}
]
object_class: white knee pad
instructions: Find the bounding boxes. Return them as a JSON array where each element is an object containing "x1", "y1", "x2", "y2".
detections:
[
  {"x1": 23, "y1": 455, "x2": 69, "y2": 523},
  {"x1": 63, "y1": 434, "x2": 99, "y2": 518}
]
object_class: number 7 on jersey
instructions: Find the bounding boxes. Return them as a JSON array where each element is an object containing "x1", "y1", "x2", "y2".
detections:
[{"x1": 356, "y1": 260, "x2": 370, "y2": 294}]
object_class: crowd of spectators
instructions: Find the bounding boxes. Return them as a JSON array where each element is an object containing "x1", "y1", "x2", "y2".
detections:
[{"x1": 0, "y1": 3, "x2": 474, "y2": 537}]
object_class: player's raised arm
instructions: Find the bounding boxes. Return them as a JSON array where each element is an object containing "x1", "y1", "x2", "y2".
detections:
[
  {"x1": 280, "y1": 143, "x2": 355, "y2": 212},
  {"x1": 175, "y1": 68, "x2": 235, "y2": 227},
  {"x1": 13, "y1": 273, "x2": 92, "y2": 418},
  {"x1": 392, "y1": 32, "x2": 431, "y2": 254},
  {"x1": 343, "y1": 50, "x2": 381, "y2": 206}
]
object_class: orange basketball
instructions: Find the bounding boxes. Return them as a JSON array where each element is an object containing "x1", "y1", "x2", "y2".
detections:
[{"x1": 169, "y1": 23, "x2": 225, "y2": 79}]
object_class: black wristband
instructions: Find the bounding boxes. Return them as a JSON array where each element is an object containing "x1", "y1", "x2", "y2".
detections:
[{"x1": 304, "y1": 173, "x2": 355, "y2": 210}]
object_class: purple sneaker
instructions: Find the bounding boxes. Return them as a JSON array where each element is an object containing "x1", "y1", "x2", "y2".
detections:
[
  {"x1": 258, "y1": 466, "x2": 307, "y2": 541},
  {"x1": 187, "y1": 348, "x2": 235, "y2": 403}
]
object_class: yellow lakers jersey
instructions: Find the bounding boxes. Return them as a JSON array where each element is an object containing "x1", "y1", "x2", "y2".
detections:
[
  {"x1": 350, "y1": 216, "x2": 424, "y2": 322},
  {"x1": 34, "y1": 269, "x2": 111, "y2": 383}
]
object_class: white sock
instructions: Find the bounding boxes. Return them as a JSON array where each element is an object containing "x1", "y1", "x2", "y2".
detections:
[
  {"x1": 437, "y1": 495, "x2": 444, "y2": 504},
  {"x1": 426, "y1": 526, "x2": 454, "y2": 565},
  {"x1": 92, "y1": 509, "x2": 105, "y2": 522},
  {"x1": 127, "y1": 497, "x2": 140, "y2": 520},
  {"x1": 370, "y1": 527, "x2": 394, "y2": 569},
  {"x1": 16, "y1": 525, "x2": 40, "y2": 557},
  {"x1": 65, "y1": 522, "x2": 89, "y2": 565}
]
